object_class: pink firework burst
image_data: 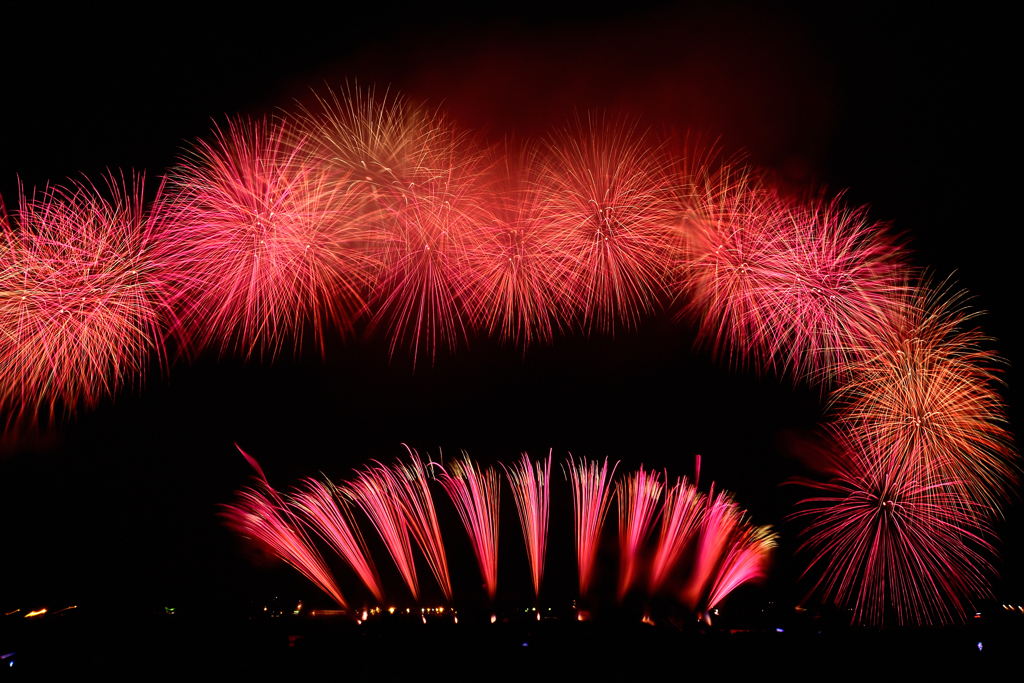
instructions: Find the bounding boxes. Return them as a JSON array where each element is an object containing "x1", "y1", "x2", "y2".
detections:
[
  {"x1": 504, "y1": 451, "x2": 552, "y2": 606},
  {"x1": 829, "y1": 281, "x2": 1016, "y2": 512},
  {"x1": 0, "y1": 175, "x2": 168, "y2": 424},
  {"x1": 615, "y1": 466, "x2": 663, "y2": 602},
  {"x1": 673, "y1": 165, "x2": 909, "y2": 383},
  {"x1": 290, "y1": 478, "x2": 385, "y2": 604},
  {"x1": 462, "y1": 142, "x2": 573, "y2": 347},
  {"x1": 564, "y1": 455, "x2": 619, "y2": 598},
  {"x1": 648, "y1": 474, "x2": 704, "y2": 596},
  {"x1": 436, "y1": 454, "x2": 501, "y2": 602},
  {"x1": 159, "y1": 115, "x2": 371, "y2": 359},
  {"x1": 299, "y1": 86, "x2": 488, "y2": 364},
  {"x1": 222, "y1": 451, "x2": 348, "y2": 609},
  {"x1": 383, "y1": 447, "x2": 452, "y2": 602},
  {"x1": 793, "y1": 426, "x2": 994, "y2": 625},
  {"x1": 346, "y1": 462, "x2": 420, "y2": 602},
  {"x1": 534, "y1": 116, "x2": 674, "y2": 333}
]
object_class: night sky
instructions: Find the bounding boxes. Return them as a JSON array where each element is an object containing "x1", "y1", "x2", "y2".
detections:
[{"x1": 1, "y1": 3, "x2": 1019, "y2": 616}]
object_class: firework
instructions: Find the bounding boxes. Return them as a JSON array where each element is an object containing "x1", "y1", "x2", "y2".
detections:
[
  {"x1": 299, "y1": 86, "x2": 487, "y2": 364},
  {"x1": 0, "y1": 175, "x2": 168, "y2": 424},
  {"x1": 615, "y1": 466, "x2": 663, "y2": 601},
  {"x1": 462, "y1": 142, "x2": 572, "y2": 346},
  {"x1": 222, "y1": 449, "x2": 348, "y2": 609},
  {"x1": 565, "y1": 455, "x2": 619, "y2": 598},
  {"x1": 383, "y1": 447, "x2": 452, "y2": 602},
  {"x1": 436, "y1": 454, "x2": 501, "y2": 601},
  {"x1": 648, "y1": 474, "x2": 704, "y2": 595},
  {"x1": 158, "y1": 116, "x2": 371, "y2": 359},
  {"x1": 504, "y1": 451, "x2": 552, "y2": 605},
  {"x1": 829, "y1": 281, "x2": 1016, "y2": 512},
  {"x1": 793, "y1": 426, "x2": 994, "y2": 625},
  {"x1": 673, "y1": 165, "x2": 908, "y2": 383},
  {"x1": 291, "y1": 478, "x2": 385, "y2": 603},
  {"x1": 347, "y1": 462, "x2": 420, "y2": 602},
  {"x1": 535, "y1": 115, "x2": 673, "y2": 333}
]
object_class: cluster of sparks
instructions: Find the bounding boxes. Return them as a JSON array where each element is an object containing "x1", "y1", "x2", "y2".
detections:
[
  {"x1": 224, "y1": 448, "x2": 775, "y2": 621},
  {"x1": 2, "y1": 86, "x2": 1017, "y2": 625}
]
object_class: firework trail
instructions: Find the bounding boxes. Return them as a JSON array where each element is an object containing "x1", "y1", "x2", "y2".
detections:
[
  {"x1": 564, "y1": 455, "x2": 619, "y2": 598},
  {"x1": 793, "y1": 426, "x2": 994, "y2": 625},
  {"x1": 463, "y1": 142, "x2": 572, "y2": 347},
  {"x1": 299, "y1": 85, "x2": 487, "y2": 364},
  {"x1": 673, "y1": 166, "x2": 908, "y2": 383},
  {"x1": 436, "y1": 454, "x2": 501, "y2": 601},
  {"x1": 704, "y1": 522, "x2": 777, "y2": 612},
  {"x1": 383, "y1": 447, "x2": 452, "y2": 602},
  {"x1": 290, "y1": 478, "x2": 385, "y2": 603},
  {"x1": 221, "y1": 449, "x2": 348, "y2": 609},
  {"x1": 615, "y1": 466, "x2": 663, "y2": 601},
  {"x1": 347, "y1": 462, "x2": 420, "y2": 602},
  {"x1": 504, "y1": 451, "x2": 552, "y2": 606},
  {"x1": 649, "y1": 474, "x2": 704, "y2": 595},
  {"x1": 681, "y1": 486, "x2": 744, "y2": 612},
  {"x1": 0, "y1": 175, "x2": 169, "y2": 424},
  {"x1": 158, "y1": 116, "x2": 371, "y2": 359},
  {"x1": 535, "y1": 116, "x2": 673, "y2": 333},
  {"x1": 829, "y1": 281, "x2": 1016, "y2": 513}
]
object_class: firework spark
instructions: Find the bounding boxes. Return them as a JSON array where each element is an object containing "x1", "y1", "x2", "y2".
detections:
[
  {"x1": 649, "y1": 474, "x2": 704, "y2": 595},
  {"x1": 616, "y1": 466, "x2": 663, "y2": 601},
  {"x1": 504, "y1": 451, "x2": 552, "y2": 605},
  {"x1": 291, "y1": 478, "x2": 385, "y2": 603},
  {"x1": 793, "y1": 427, "x2": 994, "y2": 625},
  {"x1": 0, "y1": 175, "x2": 168, "y2": 424},
  {"x1": 564, "y1": 455, "x2": 619, "y2": 598},
  {"x1": 221, "y1": 449, "x2": 348, "y2": 609},
  {"x1": 436, "y1": 454, "x2": 501, "y2": 601}
]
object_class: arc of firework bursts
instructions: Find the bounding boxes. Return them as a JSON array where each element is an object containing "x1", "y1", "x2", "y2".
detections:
[
  {"x1": 225, "y1": 449, "x2": 776, "y2": 622},
  {"x1": 1, "y1": 85, "x2": 1016, "y2": 624}
]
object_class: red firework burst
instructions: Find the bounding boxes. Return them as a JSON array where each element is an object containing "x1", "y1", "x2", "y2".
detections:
[
  {"x1": 534, "y1": 115, "x2": 674, "y2": 333},
  {"x1": 436, "y1": 454, "x2": 501, "y2": 602},
  {"x1": 674, "y1": 164, "x2": 909, "y2": 383},
  {"x1": 159, "y1": 116, "x2": 371, "y2": 359},
  {"x1": 829, "y1": 281, "x2": 1016, "y2": 512},
  {"x1": 0, "y1": 175, "x2": 168, "y2": 424},
  {"x1": 649, "y1": 474, "x2": 704, "y2": 596},
  {"x1": 504, "y1": 451, "x2": 552, "y2": 606},
  {"x1": 299, "y1": 86, "x2": 488, "y2": 364},
  {"x1": 565, "y1": 455, "x2": 619, "y2": 598},
  {"x1": 793, "y1": 426, "x2": 994, "y2": 625},
  {"x1": 616, "y1": 466, "x2": 663, "y2": 601}
]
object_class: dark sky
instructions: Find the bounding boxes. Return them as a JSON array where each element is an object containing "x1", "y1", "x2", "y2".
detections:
[{"x1": 1, "y1": 3, "x2": 1019, "y2": 614}]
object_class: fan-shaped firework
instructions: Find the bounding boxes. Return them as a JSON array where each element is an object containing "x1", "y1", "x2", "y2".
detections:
[
  {"x1": 299, "y1": 86, "x2": 488, "y2": 364},
  {"x1": 222, "y1": 454, "x2": 348, "y2": 609},
  {"x1": 436, "y1": 454, "x2": 501, "y2": 601},
  {"x1": 0, "y1": 176, "x2": 167, "y2": 423},
  {"x1": 347, "y1": 463, "x2": 420, "y2": 602},
  {"x1": 504, "y1": 451, "x2": 552, "y2": 605},
  {"x1": 159, "y1": 116, "x2": 370, "y2": 358},
  {"x1": 616, "y1": 466, "x2": 663, "y2": 601},
  {"x1": 383, "y1": 448, "x2": 452, "y2": 602},
  {"x1": 830, "y1": 282, "x2": 1016, "y2": 511},
  {"x1": 793, "y1": 427, "x2": 994, "y2": 625},
  {"x1": 565, "y1": 455, "x2": 619, "y2": 598},
  {"x1": 535, "y1": 116, "x2": 673, "y2": 333},
  {"x1": 291, "y1": 478, "x2": 385, "y2": 603},
  {"x1": 649, "y1": 474, "x2": 704, "y2": 595}
]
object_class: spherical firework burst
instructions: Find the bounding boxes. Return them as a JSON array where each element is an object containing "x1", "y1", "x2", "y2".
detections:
[
  {"x1": 159, "y1": 116, "x2": 371, "y2": 359},
  {"x1": 829, "y1": 281, "x2": 1017, "y2": 512},
  {"x1": 793, "y1": 426, "x2": 995, "y2": 626},
  {"x1": 299, "y1": 86, "x2": 489, "y2": 364},
  {"x1": 0, "y1": 176, "x2": 168, "y2": 424},
  {"x1": 673, "y1": 164, "x2": 909, "y2": 383},
  {"x1": 534, "y1": 115, "x2": 674, "y2": 334}
]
